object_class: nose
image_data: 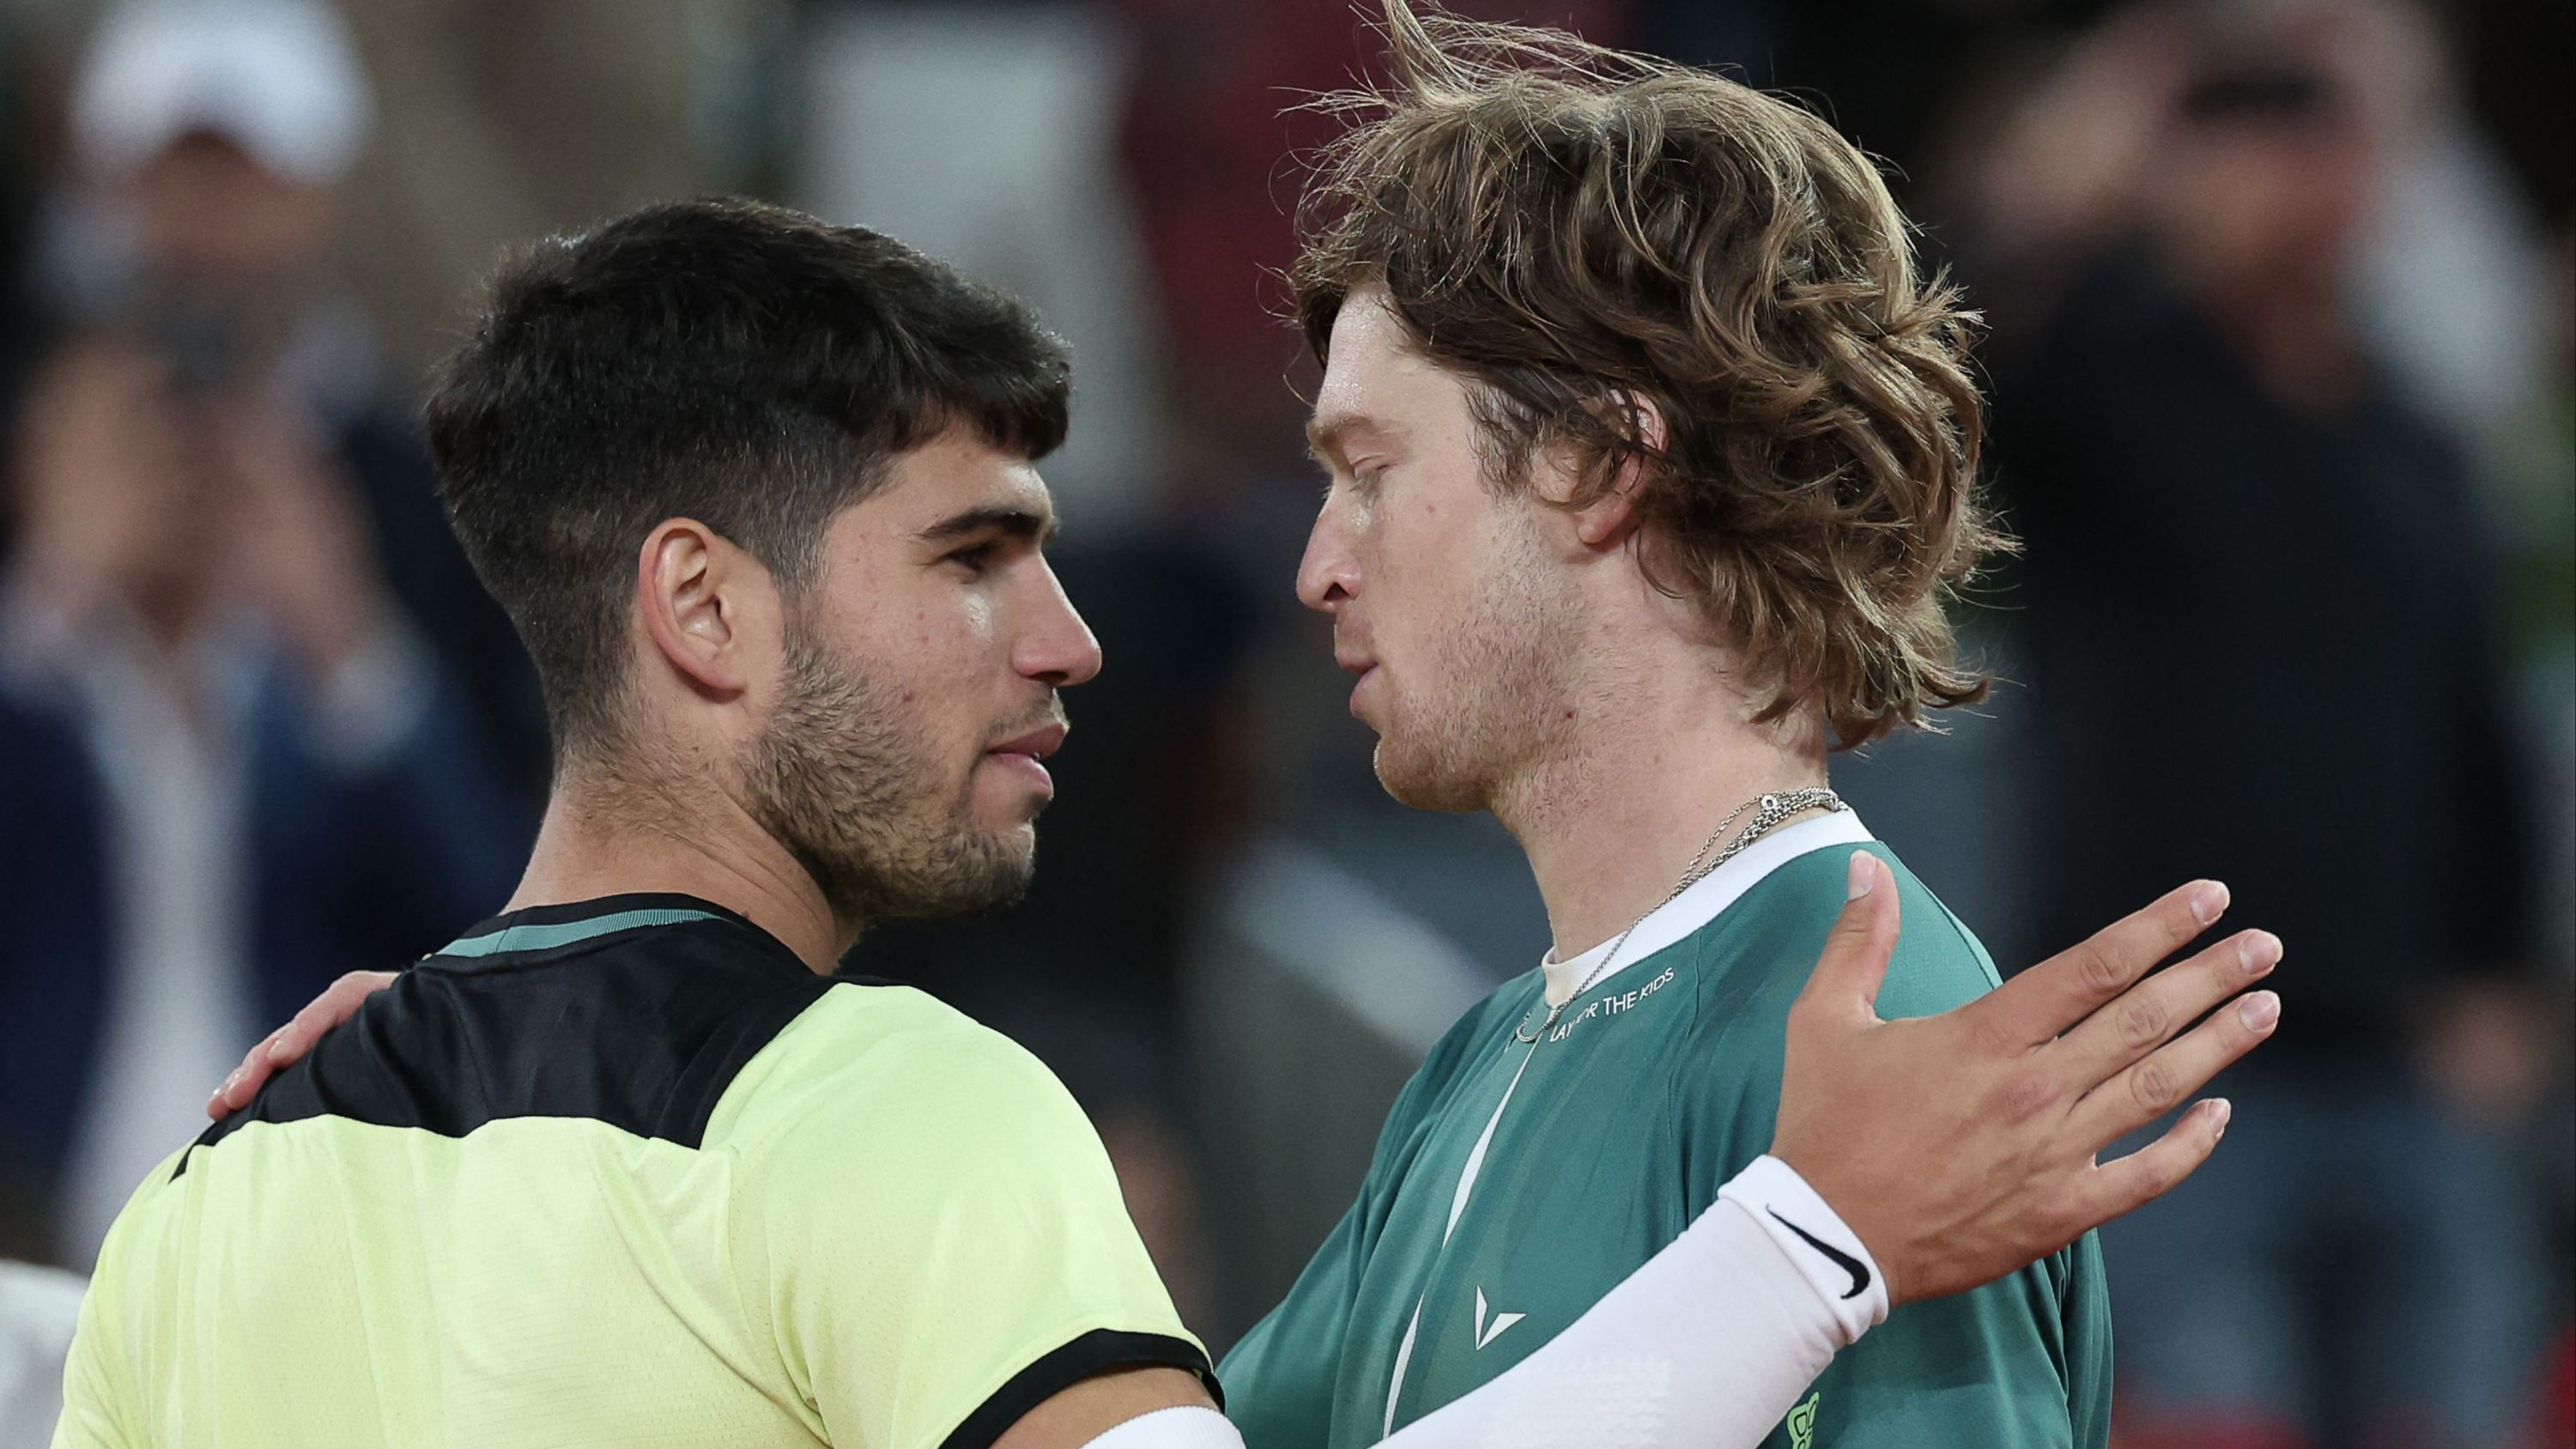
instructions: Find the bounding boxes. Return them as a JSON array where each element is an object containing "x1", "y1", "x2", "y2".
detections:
[
  {"x1": 1016, "y1": 559, "x2": 1103, "y2": 688},
  {"x1": 1296, "y1": 492, "x2": 1359, "y2": 615}
]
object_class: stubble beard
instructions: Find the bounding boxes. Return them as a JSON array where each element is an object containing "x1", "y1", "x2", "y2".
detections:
[
  {"x1": 1370, "y1": 517, "x2": 1582, "y2": 815},
  {"x1": 739, "y1": 618, "x2": 1034, "y2": 926}
]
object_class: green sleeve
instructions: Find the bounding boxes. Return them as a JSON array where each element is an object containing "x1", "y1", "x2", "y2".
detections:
[
  {"x1": 1775, "y1": 1259, "x2": 2096, "y2": 1449},
  {"x1": 1220, "y1": 1187, "x2": 1372, "y2": 1449},
  {"x1": 1675, "y1": 848, "x2": 2107, "y2": 1449},
  {"x1": 2065, "y1": 1232, "x2": 2117, "y2": 1449},
  {"x1": 1221, "y1": 992, "x2": 1504, "y2": 1449}
]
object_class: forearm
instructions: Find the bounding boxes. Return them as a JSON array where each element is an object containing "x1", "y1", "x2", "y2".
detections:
[
  {"x1": 1379, "y1": 1155, "x2": 1885, "y2": 1449},
  {"x1": 1075, "y1": 1157, "x2": 1886, "y2": 1449}
]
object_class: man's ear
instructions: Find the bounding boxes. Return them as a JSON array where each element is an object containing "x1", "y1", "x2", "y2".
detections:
[
  {"x1": 635, "y1": 518, "x2": 773, "y2": 699},
  {"x1": 1571, "y1": 391, "x2": 1670, "y2": 549}
]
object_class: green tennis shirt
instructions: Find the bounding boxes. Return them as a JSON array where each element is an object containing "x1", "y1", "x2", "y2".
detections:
[
  {"x1": 55, "y1": 894, "x2": 1211, "y2": 1449},
  {"x1": 1221, "y1": 815, "x2": 2112, "y2": 1449}
]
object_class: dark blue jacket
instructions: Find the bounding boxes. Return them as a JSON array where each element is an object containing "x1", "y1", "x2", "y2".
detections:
[{"x1": 0, "y1": 659, "x2": 530, "y2": 1261}]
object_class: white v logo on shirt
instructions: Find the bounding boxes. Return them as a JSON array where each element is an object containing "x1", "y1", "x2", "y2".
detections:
[{"x1": 1472, "y1": 1287, "x2": 1525, "y2": 1350}]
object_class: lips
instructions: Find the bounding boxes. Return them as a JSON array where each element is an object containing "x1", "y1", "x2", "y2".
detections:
[
  {"x1": 1338, "y1": 656, "x2": 1380, "y2": 719},
  {"x1": 988, "y1": 722, "x2": 1068, "y2": 761},
  {"x1": 983, "y1": 721, "x2": 1067, "y2": 797}
]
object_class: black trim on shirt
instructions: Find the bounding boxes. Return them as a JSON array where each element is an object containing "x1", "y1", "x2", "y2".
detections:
[
  {"x1": 178, "y1": 893, "x2": 887, "y2": 1177},
  {"x1": 937, "y1": 1329, "x2": 1223, "y2": 1449}
]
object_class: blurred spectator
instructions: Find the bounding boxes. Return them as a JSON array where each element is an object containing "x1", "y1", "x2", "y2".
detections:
[
  {"x1": 0, "y1": 1259, "x2": 81, "y2": 1441},
  {"x1": 331, "y1": 0, "x2": 784, "y2": 379},
  {"x1": 1964, "y1": 3, "x2": 2560, "y2": 1446},
  {"x1": 3, "y1": 0, "x2": 781, "y2": 379},
  {"x1": 0, "y1": 0, "x2": 529, "y2": 1269},
  {"x1": 800, "y1": 1, "x2": 1173, "y2": 537}
]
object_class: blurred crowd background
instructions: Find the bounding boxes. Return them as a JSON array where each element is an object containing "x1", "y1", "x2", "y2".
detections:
[{"x1": 0, "y1": 0, "x2": 2565, "y2": 1446}]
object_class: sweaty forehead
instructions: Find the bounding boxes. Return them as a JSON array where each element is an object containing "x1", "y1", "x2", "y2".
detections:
[
  {"x1": 874, "y1": 432, "x2": 1051, "y2": 518},
  {"x1": 820, "y1": 431, "x2": 1054, "y2": 563},
  {"x1": 1312, "y1": 293, "x2": 1450, "y2": 452},
  {"x1": 1319, "y1": 290, "x2": 1416, "y2": 391}
]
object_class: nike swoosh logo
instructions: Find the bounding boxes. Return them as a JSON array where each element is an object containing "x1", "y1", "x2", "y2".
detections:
[{"x1": 1767, "y1": 1207, "x2": 1871, "y2": 1300}]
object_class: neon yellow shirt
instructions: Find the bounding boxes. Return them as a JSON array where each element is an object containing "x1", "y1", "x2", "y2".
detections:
[{"x1": 55, "y1": 894, "x2": 1209, "y2": 1448}]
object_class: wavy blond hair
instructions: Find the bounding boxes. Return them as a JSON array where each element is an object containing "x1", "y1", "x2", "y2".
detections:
[{"x1": 1292, "y1": 2, "x2": 2007, "y2": 748}]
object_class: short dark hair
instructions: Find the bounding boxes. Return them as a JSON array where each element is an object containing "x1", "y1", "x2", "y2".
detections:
[
  {"x1": 1293, "y1": 3, "x2": 2003, "y2": 749},
  {"x1": 427, "y1": 197, "x2": 1070, "y2": 758}
]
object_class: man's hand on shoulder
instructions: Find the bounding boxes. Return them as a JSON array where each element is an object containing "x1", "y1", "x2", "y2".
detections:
[
  {"x1": 207, "y1": 970, "x2": 397, "y2": 1118},
  {"x1": 1773, "y1": 852, "x2": 2280, "y2": 1307}
]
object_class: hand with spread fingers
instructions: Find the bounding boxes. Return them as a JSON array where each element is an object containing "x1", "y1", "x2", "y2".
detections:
[{"x1": 1774, "y1": 852, "x2": 2279, "y2": 1307}]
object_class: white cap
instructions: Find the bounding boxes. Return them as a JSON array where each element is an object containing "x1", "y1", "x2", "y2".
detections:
[{"x1": 72, "y1": 0, "x2": 375, "y2": 186}]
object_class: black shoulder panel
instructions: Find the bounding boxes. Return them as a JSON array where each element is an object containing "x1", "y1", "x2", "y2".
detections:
[{"x1": 179, "y1": 897, "x2": 879, "y2": 1174}]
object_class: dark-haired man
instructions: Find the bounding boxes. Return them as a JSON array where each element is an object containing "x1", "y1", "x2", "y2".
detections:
[{"x1": 82, "y1": 192, "x2": 2270, "y2": 1448}]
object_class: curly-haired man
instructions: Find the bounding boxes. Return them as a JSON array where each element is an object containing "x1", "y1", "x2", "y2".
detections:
[{"x1": 1220, "y1": 8, "x2": 2259, "y2": 1447}]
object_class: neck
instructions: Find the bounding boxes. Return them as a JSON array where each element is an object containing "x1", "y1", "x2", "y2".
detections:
[
  {"x1": 506, "y1": 756, "x2": 853, "y2": 974},
  {"x1": 1495, "y1": 654, "x2": 1827, "y2": 964}
]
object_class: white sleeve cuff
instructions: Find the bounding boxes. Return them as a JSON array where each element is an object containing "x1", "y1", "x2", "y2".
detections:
[
  {"x1": 1083, "y1": 1405, "x2": 1246, "y2": 1448},
  {"x1": 1716, "y1": 1154, "x2": 1890, "y2": 1344},
  {"x1": 1375, "y1": 1156, "x2": 1872, "y2": 1449}
]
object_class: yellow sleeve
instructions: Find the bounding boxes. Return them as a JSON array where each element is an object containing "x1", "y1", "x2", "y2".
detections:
[
  {"x1": 730, "y1": 1003, "x2": 1210, "y2": 1449},
  {"x1": 49, "y1": 1228, "x2": 136, "y2": 1449}
]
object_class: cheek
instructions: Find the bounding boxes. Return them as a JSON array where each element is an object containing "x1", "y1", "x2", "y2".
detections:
[
  {"x1": 881, "y1": 587, "x2": 999, "y2": 670},
  {"x1": 828, "y1": 587, "x2": 995, "y2": 746},
  {"x1": 1393, "y1": 505, "x2": 1512, "y2": 631},
  {"x1": 1358, "y1": 491, "x2": 1455, "y2": 617}
]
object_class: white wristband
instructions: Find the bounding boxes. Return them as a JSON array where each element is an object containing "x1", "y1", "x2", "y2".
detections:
[
  {"x1": 1373, "y1": 1156, "x2": 1881, "y2": 1449},
  {"x1": 1084, "y1": 1405, "x2": 1246, "y2": 1448},
  {"x1": 1717, "y1": 1155, "x2": 1890, "y2": 1344}
]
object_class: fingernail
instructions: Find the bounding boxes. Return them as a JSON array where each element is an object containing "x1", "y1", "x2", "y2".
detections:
[
  {"x1": 2209, "y1": 1097, "x2": 2232, "y2": 1140},
  {"x1": 265, "y1": 1039, "x2": 292, "y2": 1064},
  {"x1": 2238, "y1": 991, "x2": 2280, "y2": 1031},
  {"x1": 221, "y1": 1070, "x2": 243, "y2": 1096},
  {"x1": 1846, "y1": 852, "x2": 1876, "y2": 900},
  {"x1": 2191, "y1": 881, "x2": 2229, "y2": 927},
  {"x1": 2238, "y1": 932, "x2": 2281, "y2": 976}
]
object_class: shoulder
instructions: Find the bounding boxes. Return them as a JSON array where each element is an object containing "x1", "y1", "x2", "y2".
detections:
[
  {"x1": 1695, "y1": 845, "x2": 1997, "y2": 1030},
  {"x1": 1869, "y1": 855, "x2": 2003, "y2": 1020},
  {"x1": 1425, "y1": 979, "x2": 1530, "y2": 1088},
  {"x1": 52, "y1": 1144, "x2": 188, "y2": 1402},
  {"x1": 1671, "y1": 846, "x2": 1997, "y2": 1140},
  {"x1": 711, "y1": 979, "x2": 1087, "y2": 1159},
  {"x1": 712, "y1": 985, "x2": 1207, "y2": 1449}
]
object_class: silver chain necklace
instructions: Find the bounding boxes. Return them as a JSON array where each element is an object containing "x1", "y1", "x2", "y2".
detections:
[{"x1": 1510, "y1": 786, "x2": 1846, "y2": 1046}]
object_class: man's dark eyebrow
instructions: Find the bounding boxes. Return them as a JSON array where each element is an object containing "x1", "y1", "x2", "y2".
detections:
[{"x1": 915, "y1": 506, "x2": 1058, "y2": 547}]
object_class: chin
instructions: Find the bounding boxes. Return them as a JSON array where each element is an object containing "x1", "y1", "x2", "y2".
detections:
[
  {"x1": 1371, "y1": 736, "x2": 1487, "y2": 815},
  {"x1": 867, "y1": 843, "x2": 1035, "y2": 922}
]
